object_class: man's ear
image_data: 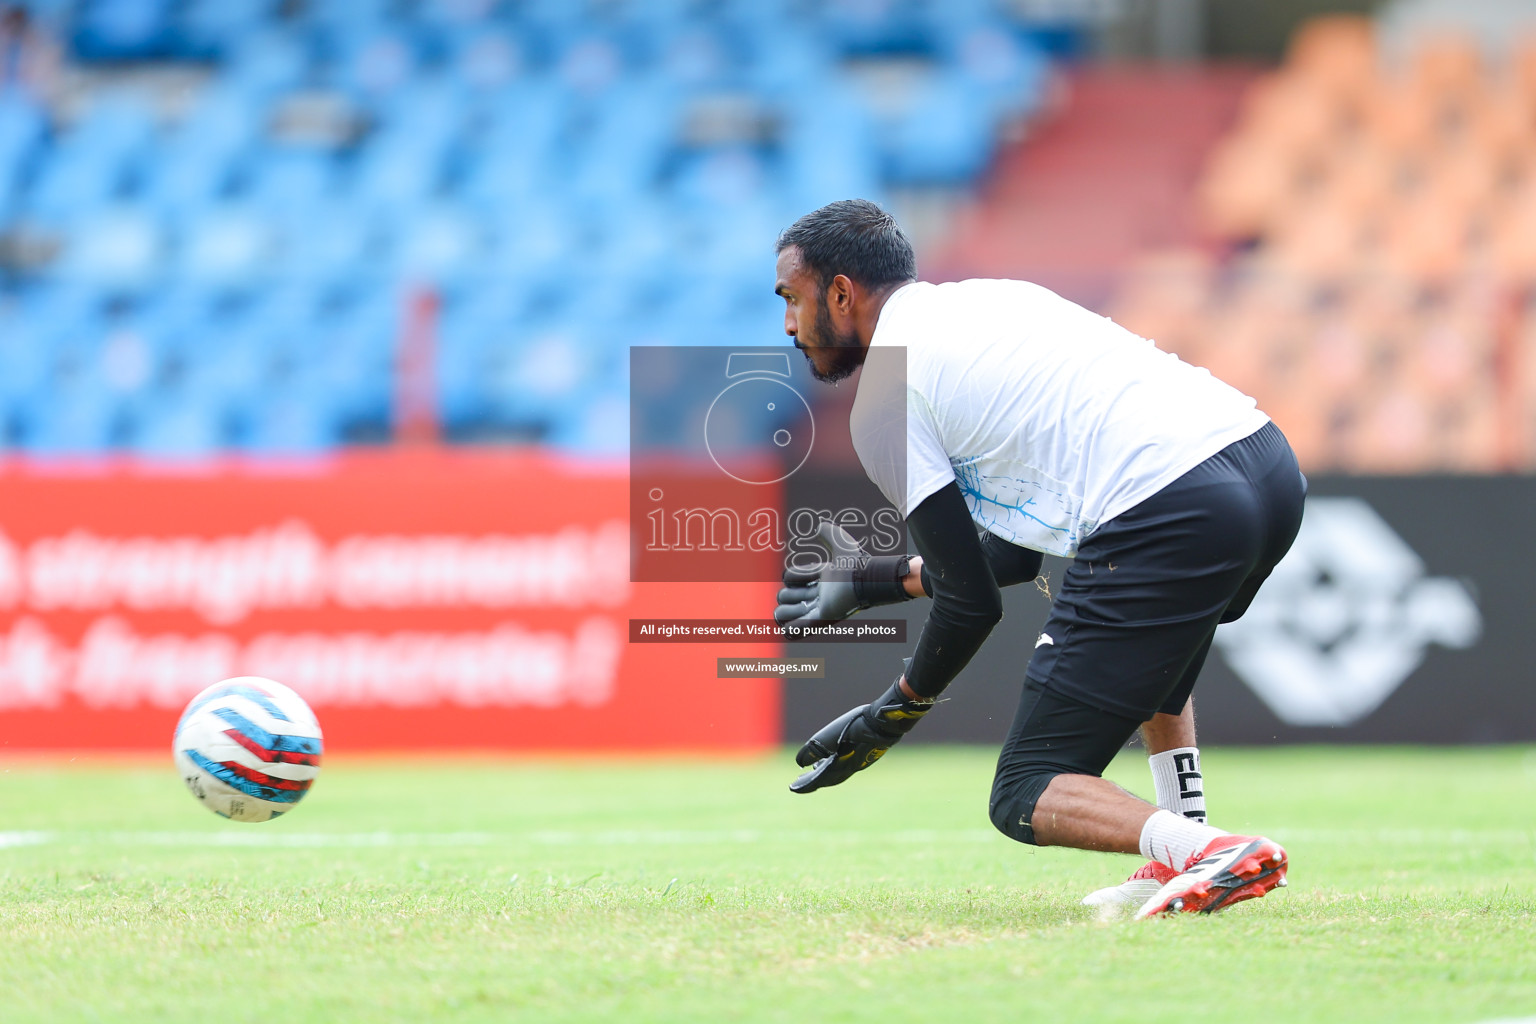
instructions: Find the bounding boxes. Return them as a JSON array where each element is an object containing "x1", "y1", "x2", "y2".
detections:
[{"x1": 828, "y1": 273, "x2": 856, "y2": 317}]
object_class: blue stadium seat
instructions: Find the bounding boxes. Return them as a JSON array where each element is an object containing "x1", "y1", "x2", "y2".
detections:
[
  {"x1": 444, "y1": 28, "x2": 528, "y2": 92},
  {"x1": 16, "y1": 285, "x2": 104, "y2": 352},
  {"x1": 942, "y1": 24, "x2": 1051, "y2": 121},
  {"x1": 269, "y1": 201, "x2": 378, "y2": 287},
  {"x1": 177, "y1": 0, "x2": 278, "y2": 56},
  {"x1": 302, "y1": 0, "x2": 395, "y2": 38},
  {"x1": 477, "y1": 317, "x2": 599, "y2": 426},
  {"x1": 180, "y1": 326, "x2": 269, "y2": 405},
  {"x1": 743, "y1": 26, "x2": 838, "y2": 97},
  {"x1": 173, "y1": 85, "x2": 264, "y2": 159},
  {"x1": 434, "y1": 310, "x2": 490, "y2": 429},
  {"x1": 719, "y1": 0, "x2": 798, "y2": 35},
  {"x1": 777, "y1": 80, "x2": 884, "y2": 208},
  {"x1": 225, "y1": 31, "x2": 312, "y2": 96},
  {"x1": 519, "y1": 0, "x2": 614, "y2": 55},
  {"x1": 913, "y1": 0, "x2": 1003, "y2": 39},
  {"x1": 467, "y1": 77, "x2": 568, "y2": 168},
  {"x1": 0, "y1": 0, "x2": 1047, "y2": 457},
  {"x1": 25, "y1": 145, "x2": 132, "y2": 220},
  {"x1": 455, "y1": 143, "x2": 554, "y2": 211},
  {"x1": 0, "y1": 95, "x2": 46, "y2": 187},
  {"x1": 385, "y1": 203, "x2": 484, "y2": 285},
  {"x1": 331, "y1": 30, "x2": 420, "y2": 100},
  {"x1": 131, "y1": 285, "x2": 219, "y2": 359},
  {"x1": 52, "y1": 205, "x2": 164, "y2": 289},
  {"x1": 884, "y1": 71, "x2": 997, "y2": 185},
  {"x1": 819, "y1": 0, "x2": 930, "y2": 57},
  {"x1": 18, "y1": 377, "x2": 121, "y2": 456},
  {"x1": 248, "y1": 282, "x2": 328, "y2": 338},
  {"x1": 383, "y1": 81, "x2": 468, "y2": 152},
  {"x1": 351, "y1": 136, "x2": 445, "y2": 211},
  {"x1": 242, "y1": 150, "x2": 338, "y2": 218},
  {"x1": 481, "y1": 203, "x2": 579, "y2": 283},
  {"x1": 650, "y1": 24, "x2": 735, "y2": 90},
  {"x1": 174, "y1": 205, "x2": 276, "y2": 286},
  {"x1": 0, "y1": 316, "x2": 52, "y2": 405},
  {"x1": 548, "y1": 383, "x2": 628, "y2": 455},
  {"x1": 72, "y1": 94, "x2": 160, "y2": 160},
  {"x1": 138, "y1": 143, "x2": 238, "y2": 214},
  {"x1": 126, "y1": 388, "x2": 229, "y2": 459},
  {"x1": 315, "y1": 310, "x2": 395, "y2": 430},
  {"x1": 670, "y1": 145, "x2": 772, "y2": 214},
  {"x1": 73, "y1": 0, "x2": 173, "y2": 61},
  {"x1": 594, "y1": 194, "x2": 678, "y2": 255},
  {"x1": 238, "y1": 385, "x2": 344, "y2": 455}
]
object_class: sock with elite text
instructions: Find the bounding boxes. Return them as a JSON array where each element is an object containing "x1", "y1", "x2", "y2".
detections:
[{"x1": 1149, "y1": 746, "x2": 1206, "y2": 824}]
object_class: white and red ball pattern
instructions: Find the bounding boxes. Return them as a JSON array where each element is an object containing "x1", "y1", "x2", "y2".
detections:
[{"x1": 173, "y1": 677, "x2": 323, "y2": 822}]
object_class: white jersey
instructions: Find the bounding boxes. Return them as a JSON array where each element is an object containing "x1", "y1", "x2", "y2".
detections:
[{"x1": 849, "y1": 279, "x2": 1270, "y2": 558}]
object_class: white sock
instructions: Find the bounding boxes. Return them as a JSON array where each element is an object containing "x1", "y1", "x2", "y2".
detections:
[
  {"x1": 1139, "y1": 809, "x2": 1228, "y2": 871},
  {"x1": 1149, "y1": 746, "x2": 1206, "y2": 824}
]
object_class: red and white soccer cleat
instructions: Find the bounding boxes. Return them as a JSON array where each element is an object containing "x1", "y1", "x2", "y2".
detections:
[
  {"x1": 1134, "y1": 834, "x2": 1288, "y2": 919},
  {"x1": 1082, "y1": 860, "x2": 1178, "y2": 910}
]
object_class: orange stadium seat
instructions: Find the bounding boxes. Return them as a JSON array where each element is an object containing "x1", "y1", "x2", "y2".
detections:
[
  {"x1": 1244, "y1": 73, "x2": 1346, "y2": 156},
  {"x1": 1197, "y1": 134, "x2": 1302, "y2": 238},
  {"x1": 1192, "y1": 302, "x2": 1283, "y2": 400},
  {"x1": 1269, "y1": 197, "x2": 1374, "y2": 278},
  {"x1": 1468, "y1": 93, "x2": 1533, "y2": 163},
  {"x1": 1361, "y1": 82, "x2": 1444, "y2": 153},
  {"x1": 1349, "y1": 389, "x2": 1437, "y2": 472},
  {"x1": 1303, "y1": 310, "x2": 1373, "y2": 406},
  {"x1": 1513, "y1": 34, "x2": 1536, "y2": 104},
  {"x1": 1122, "y1": 15, "x2": 1536, "y2": 472},
  {"x1": 1407, "y1": 33, "x2": 1486, "y2": 99},
  {"x1": 1312, "y1": 141, "x2": 1402, "y2": 215},
  {"x1": 1375, "y1": 199, "x2": 1471, "y2": 283},
  {"x1": 1260, "y1": 395, "x2": 1331, "y2": 470},
  {"x1": 1405, "y1": 309, "x2": 1497, "y2": 403},
  {"x1": 1441, "y1": 393, "x2": 1504, "y2": 471},
  {"x1": 1286, "y1": 15, "x2": 1378, "y2": 102},
  {"x1": 1486, "y1": 191, "x2": 1536, "y2": 282},
  {"x1": 1110, "y1": 250, "x2": 1215, "y2": 365},
  {"x1": 1428, "y1": 146, "x2": 1504, "y2": 221}
]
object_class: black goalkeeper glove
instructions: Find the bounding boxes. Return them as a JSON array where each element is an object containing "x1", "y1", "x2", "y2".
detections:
[
  {"x1": 789, "y1": 678, "x2": 933, "y2": 794},
  {"x1": 774, "y1": 520, "x2": 914, "y2": 628}
]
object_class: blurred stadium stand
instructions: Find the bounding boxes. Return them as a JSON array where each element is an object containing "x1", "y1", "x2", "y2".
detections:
[
  {"x1": 1108, "y1": 8, "x2": 1536, "y2": 473},
  {"x1": 924, "y1": 2, "x2": 1536, "y2": 475},
  {"x1": 4, "y1": 0, "x2": 1533, "y2": 475},
  {"x1": 0, "y1": 0, "x2": 1069, "y2": 457}
]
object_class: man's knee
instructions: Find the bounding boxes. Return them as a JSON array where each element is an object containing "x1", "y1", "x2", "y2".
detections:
[{"x1": 988, "y1": 766, "x2": 1062, "y2": 846}]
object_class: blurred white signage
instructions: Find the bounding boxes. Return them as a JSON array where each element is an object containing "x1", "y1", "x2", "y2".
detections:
[{"x1": 1214, "y1": 497, "x2": 1481, "y2": 727}]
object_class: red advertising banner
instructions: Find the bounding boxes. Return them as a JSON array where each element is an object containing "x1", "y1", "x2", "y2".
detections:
[{"x1": 0, "y1": 451, "x2": 780, "y2": 752}]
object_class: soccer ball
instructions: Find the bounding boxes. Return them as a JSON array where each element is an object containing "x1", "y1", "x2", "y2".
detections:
[{"x1": 174, "y1": 677, "x2": 323, "y2": 822}]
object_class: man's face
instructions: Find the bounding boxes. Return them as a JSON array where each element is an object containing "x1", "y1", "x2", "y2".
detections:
[{"x1": 774, "y1": 247, "x2": 865, "y2": 384}]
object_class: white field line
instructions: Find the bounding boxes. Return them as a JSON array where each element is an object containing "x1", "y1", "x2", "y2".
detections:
[
  {"x1": 0, "y1": 826, "x2": 1533, "y2": 851},
  {"x1": 1270, "y1": 827, "x2": 1536, "y2": 845},
  {"x1": 0, "y1": 828, "x2": 1004, "y2": 850}
]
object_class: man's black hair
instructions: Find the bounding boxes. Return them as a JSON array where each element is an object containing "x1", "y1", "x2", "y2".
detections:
[{"x1": 775, "y1": 199, "x2": 917, "y2": 292}]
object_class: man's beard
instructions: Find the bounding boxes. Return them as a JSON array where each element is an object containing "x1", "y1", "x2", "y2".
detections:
[{"x1": 796, "y1": 290, "x2": 866, "y2": 383}]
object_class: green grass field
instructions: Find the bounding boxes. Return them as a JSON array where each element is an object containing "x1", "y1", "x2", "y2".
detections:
[{"x1": 2, "y1": 746, "x2": 1534, "y2": 1023}]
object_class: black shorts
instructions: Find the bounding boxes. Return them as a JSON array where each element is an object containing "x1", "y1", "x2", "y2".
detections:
[{"x1": 1023, "y1": 421, "x2": 1306, "y2": 722}]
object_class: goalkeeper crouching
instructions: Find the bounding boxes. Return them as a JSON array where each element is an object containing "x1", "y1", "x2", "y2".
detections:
[{"x1": 770, "y1": 200, "x2": 1305, "y2": 917}]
